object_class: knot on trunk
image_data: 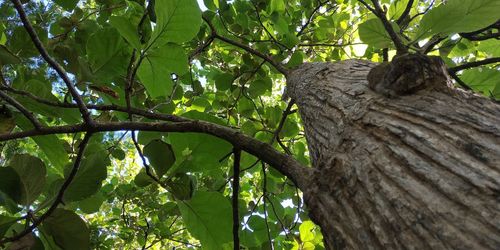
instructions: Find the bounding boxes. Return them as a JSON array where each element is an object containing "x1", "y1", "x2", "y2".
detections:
[{"x1": 367, "y1": 54, "x2": 450, "y2": 97}]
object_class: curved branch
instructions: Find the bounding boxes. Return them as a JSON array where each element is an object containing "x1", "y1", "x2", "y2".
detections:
[
  {"x1": 358, "y1": 0, "x2": 408, "y2": 54},
  {"x1": 10, "y1": 0, "x2": 93, "y2": 125},
  {"x1": 449, "y1": 57, "x2": 500, "y2": 73},
  {"x1": 0, "y1": 90, "x2": 42, "y2": 129},
  {"x1": 396, "y1": 0, "x2": 413, "y2": 25},
  {"x1": 202, "y1": 15, "x2": 289, "y2": 76},
  {"x1": 297, "y1": 1, "x2": 329, "y2": 37},
  {"x1": 0, "y1": 132, "x2": 92, "y2": 244},
  {"x1": 0, "y1": 120, "x2": 311, "y2": 189}
]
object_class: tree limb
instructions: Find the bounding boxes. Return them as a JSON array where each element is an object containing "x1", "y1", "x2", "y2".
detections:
[
  {"x1": 449, "y1": 57, "x2": 500, "y2": 73},
  {"x1": 0, "y1": 121, "x2": 311, "y2": 189},
  {"x1": 10, "y1": 0, "x2": 93, "y2": 125},
  {"x1": 396, "y1": 0, "x2": 413, "y2": 25},
  {"x1": 358, "y1": 0, "x2": 408, "y2": 54}
]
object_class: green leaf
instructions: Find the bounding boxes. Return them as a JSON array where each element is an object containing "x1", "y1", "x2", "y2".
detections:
[
  {"x1": 0, "y1": 167, "x2": 22, "y2": 204},
  {"x1": 248, "y1": 77, "x2": 272, "y2": 98},
  {"x1": 0, "y1": 215, "x2": 16, "y2": 238},
  {"x1": 86, "y1": 27, "x2": 125, "y2": 72},
  {"x1": 416, "y1": 0, "x2": 500, "y2": 40},
  {"x1": 109, "y1": 16, "x2": 142, "y2": 49},
  {"x1": 138, "y1": 44, "x2": 188, "y2": 98},
  {"x1": 10, "y1": 26, "x2": 48, "y2": 58},
  {"x1": 358, "y1": 18, "x2": 395, "y2": 48},
  {"x1": 169, "y1": 111, "x2": 232, "y2": 173},
  {"x1": 0, "y1": 45, "x2": 21, "y2": 65},
  {"x1": 54, "y1": 0, "x2": 79, "y2": 10},
  {"x1": 14, "y1": 115, "x2": 69, "y2": 172},
  {"x1": 9, "y1": 154, "x2": 46, "y2": 205},
  {"x1": 167, "y1": 173, "x2": 196, "y2": 200},
  {"x1": 133, "y1": 169, "x2": 154, "y2": 187},
  {"x1": 214, "y1": 72, "x2": 233, "y2": 91},
  {"x1": 64, "y1": 153, "x2": 109, "y2": 202},
  {"x1": 148, "y1": 0, "x2": 202, "y2": 46},
  {"x1": 299, "y1": 221, "x2": 316, "y2": 242},
  {"x1": 177, "y1": 191, "x2": 232, "y2": 249},
  {"x1": 143, "y1": 139, "x2": 176, "y2": 178},
  {"x1": 459, "y1": 67, "x2": 500, "y2": 96},
  {"x1": 78, "y1": 193, "x2": 105, "y2": 214},
  {"x1": 270, "y1": 0, "x2": 286, "y2": 13},
  {"x1": 41, "y1": 209, "x2": 90, "y2": 250}
]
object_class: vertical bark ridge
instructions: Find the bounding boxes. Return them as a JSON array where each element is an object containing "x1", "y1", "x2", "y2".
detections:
[{"x1": 286, "y1": 60, "x2": 500, "y2": 249}]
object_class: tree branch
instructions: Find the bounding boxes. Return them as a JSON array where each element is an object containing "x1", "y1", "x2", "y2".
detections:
[
  {"x1": 0, "y1": 132, "x2": 92, "y2": 244},
  {"x1": 232, "y1": 148, "x2": 241, "y2": 250},
  {"x1": 449, "y1": 57, "x2": 500, "y2": 73},
  {"x1": 0, "y1": 90, "x2": 42, "y2": 130},
  {"x1": 297, "y1": 1, "x2": 329, "y2": 37},
  {"x1": 358, "y1": 0, "x2": 408, "y2": 54},
  {"x1": 10, "y1": 0, "x2": 93, "y2": 125},
  {"x1": 0, "y1": 121, "x2": 311, "y2": 189},
  {"x1": 396, "y1": 0, "x2": 413, "y2": 25},
  {"x1": 202, "y1": 15, "x2": 289, "y2": 76}
]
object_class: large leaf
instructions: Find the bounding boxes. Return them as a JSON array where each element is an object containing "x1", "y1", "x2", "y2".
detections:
[
  {"x1": 9, "y1": 154, "x2": 46, "y2": 205},
  {"x1": 138, "y1": 43, "x2": 188, "y2": 98},
  {"x1": 64, "y1": 153, "x2": 109, "y2": 202},
  {"x1": 459, "y1": 67, "x2": 500, "y2": 97},
  {"x1": 148, "y1": 0, "x2": 202, "y2": 47},
  {"x1": 177, "y1": 191, "x2": 232, "y2": 249},
  {"x1": 143, "y1": 139, "x2": 176, "y2": 178},
  {"x1": 86, "y1": 27, "x2": 129, "y2": 81},
  {"x1": 0, "y1": 167, "x2": 22, "y2": 204},
  {"x1": 0, "y1": 215, "x2": 16, "y2": 238},
  {"x1": 416, "y1": 0, "x2": 500, "y2": 40},
  {"x1": 54, "y1": 0, "x2": 79, "y2": 10},
  {"x1": 167, "y1": 173, "x2": 196, "y2": 200},
  {"x1": 358, "y1": 18, "x2": 396, "y2": 49},
  {"x1": 0, "y1": 45, "x2": 21, "y2": 65},
  {"x1": 109, "y1": 16, "x2": 142, "y2": 49},
  {"x1": 41, "y1": 209, "x2": 90, "y2": 250},
  {"x1": 14, "y1": 115, "x2": 69, "y2": 172},
  {"x1": 169, "y1": 111, "x2": 232, "y2": 173}
]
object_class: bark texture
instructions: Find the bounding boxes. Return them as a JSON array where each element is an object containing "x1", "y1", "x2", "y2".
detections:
[{"x1": 286, "y1": 60, "x2": 500, "y2": 249}]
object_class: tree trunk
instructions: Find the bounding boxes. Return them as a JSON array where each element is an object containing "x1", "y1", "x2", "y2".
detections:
[{"x1": 285, "y1": 60, "x2": 500, "y2": 249}]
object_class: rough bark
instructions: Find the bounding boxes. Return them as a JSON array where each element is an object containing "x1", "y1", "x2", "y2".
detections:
[{"x1": 286, "y1": 60, "x2": 500, "y2": 249}]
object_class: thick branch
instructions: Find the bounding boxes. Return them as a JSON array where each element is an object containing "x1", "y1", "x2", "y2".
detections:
[
  {"x1": 10, "y1": 0, "x2": 93, "y2": 124},
  {"x1": 395, "y1": 0, "x2": 413, "y2": 25},
  {"x1": 359, "y1": 0, "x2": 408, "y2": 54},
  {"x1": 0, "y1": 132, "x2": 92, "y2": 244},
  {"x1": 449, "y1": 57, "x2": 500, "y2": 73},
  {"x1": 0, "y1": 121, "x2": 311, "y2": 188}
]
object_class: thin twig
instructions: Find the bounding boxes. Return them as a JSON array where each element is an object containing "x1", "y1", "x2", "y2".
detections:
[
  {"x1": 202, "y1": 15, "x2": 289, "y2": 76},
  {"x1": 261, "y1": 162, "x2": 274, "y2": 250},
  {"x1": 396, "y1": 0, "x2": 414, "y2": 25}
]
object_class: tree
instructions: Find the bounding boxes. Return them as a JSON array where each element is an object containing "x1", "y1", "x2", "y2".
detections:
[{"x1": 0, "y1": 0, "x2": 499, "y2": 249}]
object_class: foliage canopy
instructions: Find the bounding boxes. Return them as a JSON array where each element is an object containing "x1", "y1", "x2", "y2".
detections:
[{"x1": 0, "y1": 0, "x2": 498, "y2": 249}]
